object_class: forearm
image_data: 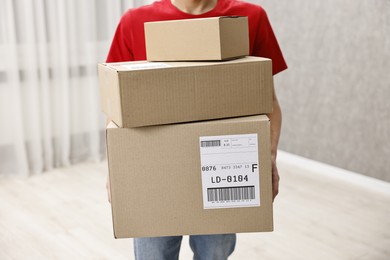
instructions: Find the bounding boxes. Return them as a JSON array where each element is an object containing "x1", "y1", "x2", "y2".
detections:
[{"x1": 266, "y1": 87, "x2": 282, "y2": 161}]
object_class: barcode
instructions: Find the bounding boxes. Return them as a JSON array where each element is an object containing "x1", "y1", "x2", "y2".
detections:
[
  {"x1": 201, "y1": 140, "x2": 221, "y2": 147},
  {"x1": 207, "y1": 186, "x2": 255, "y2": 202}
]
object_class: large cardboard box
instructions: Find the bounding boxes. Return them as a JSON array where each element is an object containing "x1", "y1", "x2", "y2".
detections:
[
  {"x1": 106, "y1": 115, "x2": 273, "y2": 238},
  {"x1": 144, "y1": 16, "x2": 249, "y2": 61},
  {"x1": 98, "y1": 56, "x2": 273, "y2": 128}
]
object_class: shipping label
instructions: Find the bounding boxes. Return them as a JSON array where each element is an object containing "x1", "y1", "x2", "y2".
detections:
[{"x1": 199, "y1": 134, "x2": 260, "y2": 209}]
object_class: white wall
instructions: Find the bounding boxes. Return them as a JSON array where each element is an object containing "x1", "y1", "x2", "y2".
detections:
[{"x1": 252, "y1": 0, "x2": 390, "y2": 181}]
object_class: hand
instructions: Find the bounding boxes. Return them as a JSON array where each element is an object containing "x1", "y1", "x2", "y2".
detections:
[
  {"x1": 271, "y1": 159, "x2": 280, "y2": 201},
  {"x1": 106, "y1": 174, "x2": 111, "y2": 203}
]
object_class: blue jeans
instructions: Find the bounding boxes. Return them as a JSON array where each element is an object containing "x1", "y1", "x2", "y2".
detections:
[{"x1": 134, "y1": 234, "x2": 236, "y2": 260}]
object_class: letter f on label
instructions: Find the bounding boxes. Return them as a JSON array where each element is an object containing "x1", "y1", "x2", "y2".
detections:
[{"x1": 252, "y1": 164, "x2": 258, "y2": 172}]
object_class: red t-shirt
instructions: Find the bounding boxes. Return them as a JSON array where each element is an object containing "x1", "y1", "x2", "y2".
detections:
[{"x1": 106, "y1": 0, "x2": 287, "y2": 75}]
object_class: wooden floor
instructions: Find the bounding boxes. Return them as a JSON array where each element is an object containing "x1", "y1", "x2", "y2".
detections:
[{"x1": 0, "y1": 152, "x2": 389, "y2": 260}]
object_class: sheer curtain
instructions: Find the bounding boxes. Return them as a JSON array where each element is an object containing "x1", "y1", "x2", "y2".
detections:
[{"x1": 0, "y1": 0, "x2": 141, "y2": 177}]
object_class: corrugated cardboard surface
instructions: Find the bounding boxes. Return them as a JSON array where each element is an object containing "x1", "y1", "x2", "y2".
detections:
[
  {"x1": 98, "y1": 56, "x2": 273, "y2": 128},
  {"x1": 106, "y1": 115, "x2": 273, "y2": 238},
  {"x1": 98, "y1": 64, "x2": 122, "y2": 125},
  {"x1": 145, "y1": 16, "x2": 249, "y2": 61},
  {"x1": 219, "y1": 17, "x2": 249, "y2": 59}
]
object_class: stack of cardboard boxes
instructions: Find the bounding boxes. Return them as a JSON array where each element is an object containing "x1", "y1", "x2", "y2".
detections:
[{"x1": 98, "y1": 16, "x2": 274, "y2": 239}]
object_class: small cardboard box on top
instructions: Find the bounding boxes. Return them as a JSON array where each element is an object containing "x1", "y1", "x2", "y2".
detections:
[
  {"x1": 144, "y1": 16, "x2": 249, "y2": 61},
  {"x1": 98, "y1": 56, "x2": 273, "y2": 128},
  {"x1": 106, "y1": 115, "x2": 273, "y2": 238}
]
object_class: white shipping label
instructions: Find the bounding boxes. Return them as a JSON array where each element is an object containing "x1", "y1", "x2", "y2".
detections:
[
  {"x1": 122, "y1": 62, "x2": 172, "y2": 71},
  {"x1": 199, "y1": 134, "x2": 260, "y2": 209}
]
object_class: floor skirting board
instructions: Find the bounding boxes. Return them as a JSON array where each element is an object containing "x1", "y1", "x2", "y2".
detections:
[{"x1": 278, "y1": 150, "x2": 390, "y2": 194}]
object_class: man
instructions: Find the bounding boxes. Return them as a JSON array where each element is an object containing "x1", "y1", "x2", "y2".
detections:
[{"x1": 106, "y1": 0, "x2": 287, "y2": 259}]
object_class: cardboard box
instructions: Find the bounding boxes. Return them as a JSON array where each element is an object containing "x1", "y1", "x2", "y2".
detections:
[
  {"x1": 106, "y1": 115, "x2": 273, "y2": 238},
  {"x1": 145, "y1": 16, "x2": 249, "y2": 61},
  {"x1": 98, "y1": 56, "x2": 273, "y2": 128}
]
